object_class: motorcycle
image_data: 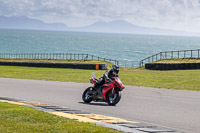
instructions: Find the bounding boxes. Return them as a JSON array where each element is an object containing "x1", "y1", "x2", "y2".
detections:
[{"x1": 82, "y1": 74, "x2": 125, "y2": 106}]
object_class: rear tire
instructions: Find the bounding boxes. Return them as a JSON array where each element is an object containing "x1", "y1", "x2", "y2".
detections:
[
  {"x1": 82, "y1": 87, "x2": 93, "y2": 103},
  {"x1": 106, "y1": 90, "x2": 121, "y2": 106}
]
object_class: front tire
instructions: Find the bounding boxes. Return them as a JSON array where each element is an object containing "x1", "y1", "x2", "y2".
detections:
[
  {"x1": 106, "y1": 90, "x2": 121, "y2": 106},
  {"x1": 82, "y1": 87, "x2": 93, "y2": 103}
]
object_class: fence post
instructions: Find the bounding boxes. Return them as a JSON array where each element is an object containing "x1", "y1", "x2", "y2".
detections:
[
  {"x1": 191, "y1": 50, "x2": 192, "y2": 58},
  {"x1": 198, "y1": 49, "x2": 200, "y2": 58},
  {"x1": 184, "y1": 51, "x2": 186, "y2": 58},
  {"x1": 65, "y1": 53, "x2": 67, "y2": 59},
  {"x1": 140, "y1": 61, "x2": 144, "y2": 67},
  {"x1": 156, "y1": 54, "x2": 158, "y2": 61},
  {"x1": 82, "y1": 54, "x2": 84, "y2": 60},
  {"x1": 178, "y1": 51, "x2": 179, "y2": 58},
  {"x1": 160, "y1": 52, "x2": 162, "y2": 60}
]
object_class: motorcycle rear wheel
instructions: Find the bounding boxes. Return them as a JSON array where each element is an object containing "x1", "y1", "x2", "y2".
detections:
[
  {"x1": 82, "y1": 87, "x2": 93, "y2": 103},
  {"x1": 106, "y1": 90, "x2": 121, "y2": 106}
]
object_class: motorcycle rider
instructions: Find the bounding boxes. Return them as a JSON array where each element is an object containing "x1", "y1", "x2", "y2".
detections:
[{"x1": 94, "y1": 65, "x2": 120, "y2": 89}]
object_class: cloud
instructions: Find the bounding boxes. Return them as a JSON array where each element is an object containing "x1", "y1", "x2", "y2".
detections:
[{"x1": 0, "y1": 0, "x2": 200, "y2": 32}]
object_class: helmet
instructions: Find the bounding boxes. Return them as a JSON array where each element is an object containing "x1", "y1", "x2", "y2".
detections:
[{"x1": 111, "y1": 65, "x2": 119, "y2": 74}]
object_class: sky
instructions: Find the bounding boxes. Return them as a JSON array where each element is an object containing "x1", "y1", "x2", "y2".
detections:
[{"x1": 1, "y1": 0, "x2": 200, "y2": 32}]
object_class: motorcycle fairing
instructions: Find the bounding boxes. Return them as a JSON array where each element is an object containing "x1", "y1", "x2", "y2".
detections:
[
  {"x1": 102, "y1": 82, "x2": 115, "y2": 100},
  {"x1": 114, "y1": 77, "x2": 125, "y2": 91}
]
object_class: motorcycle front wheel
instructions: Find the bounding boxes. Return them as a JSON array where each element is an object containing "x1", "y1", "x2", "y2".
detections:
[
  {"x1": 106, "y1": 90, "x2": 121, "y2": 106},
  {"x1": 82, "y1": 87, "x2": 93, "y2": 103}
]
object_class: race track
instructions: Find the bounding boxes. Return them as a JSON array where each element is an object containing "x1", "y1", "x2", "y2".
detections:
[{"x1": 1, "y1": 78, "x2": 200, "y2": 133}]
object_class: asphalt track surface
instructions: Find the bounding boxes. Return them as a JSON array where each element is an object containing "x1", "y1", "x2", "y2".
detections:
[{"x1": 1, "y1": 78, "x2": 200, "y2": 133}]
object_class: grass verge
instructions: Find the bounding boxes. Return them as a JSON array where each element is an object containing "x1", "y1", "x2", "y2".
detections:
[
  {"x1": 155, "y1": 58, "x2": 200, "y2": 63},
  {"x1": 0, "y1": 65, "x2": 200, "y2": 91},
  {"x1": 0, "y1": 102, "x2": 120, "y2": 133},
  {"x1": 0, "y1": 58, "x2": 113, "y2": 68}
]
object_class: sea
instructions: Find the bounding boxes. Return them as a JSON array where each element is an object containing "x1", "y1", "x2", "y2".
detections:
[{"x1": 1, "y1": 29, "x2": 200, "y2": 67}]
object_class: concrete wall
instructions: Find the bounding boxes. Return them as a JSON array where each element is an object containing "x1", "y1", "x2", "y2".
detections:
[
  {"x1": 0, "y1": 61, "x2": 107, "y2": 70},
  {"x1": 145, "y1": 63, "x2": 200, "y2": 70}
]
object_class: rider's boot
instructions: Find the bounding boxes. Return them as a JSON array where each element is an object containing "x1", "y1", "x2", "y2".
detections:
[
  {"x1": 93, "y1": 83, "x2": 99, "y2": 96},
  {"x1": 97, "y1": 86, "x2": 103, "y2": 95}
]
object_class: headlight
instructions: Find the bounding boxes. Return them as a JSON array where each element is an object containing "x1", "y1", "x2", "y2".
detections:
[{"x1": 121, "y1": 86, "x2": 125, "y2": 91}]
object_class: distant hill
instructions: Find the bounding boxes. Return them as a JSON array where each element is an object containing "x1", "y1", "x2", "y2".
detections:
[
  {"x1": 71, "y1": 20, "x2": 191, "y2": 36},
  {"x1": 0, "y1": 16, "x2": 68, "y2": 31},
  {"x1": 0, "y1": 16, "x2": 196, "y2": 36},
  {"x1": 71, "y1": 20, "x2": 142, "y2": 33}
]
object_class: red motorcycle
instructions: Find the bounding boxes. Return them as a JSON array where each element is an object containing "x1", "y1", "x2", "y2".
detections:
[{"x1": 82, "y1": 76, "x2": 125, "y2": 105}]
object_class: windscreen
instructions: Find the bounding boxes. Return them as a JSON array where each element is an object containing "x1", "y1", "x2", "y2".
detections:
[{"x1": 116, "y1": 77, "x2": 122, "y2": 84}]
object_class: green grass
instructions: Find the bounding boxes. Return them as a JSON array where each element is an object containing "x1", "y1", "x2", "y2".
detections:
[
  {"x1": 0, "y1": 65, "x2": 200, "y2": 91},
  {"x1": 120, "y1": 68, "x2": 200, "y2": 91},
  {"x1": 0, "y1": 58, "x2": 113, "y2": 67},
  {"x1": 155, "y1": 58, "x2": 200, "y2": 63},
  {"x1": 0, "y1": 102, "x2": 120, "y2": 133}
]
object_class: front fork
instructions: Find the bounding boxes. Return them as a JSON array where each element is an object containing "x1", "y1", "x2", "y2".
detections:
[{"x1": 111, "y1": 88, "x2": 116, "y2": 98}]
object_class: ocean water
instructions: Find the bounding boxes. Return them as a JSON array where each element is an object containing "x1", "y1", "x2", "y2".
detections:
[{"x1": 1, "y1": 29, "x2": 200, "y2": 67}]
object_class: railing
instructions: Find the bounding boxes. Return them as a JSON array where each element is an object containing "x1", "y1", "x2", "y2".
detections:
[
  {"x1": 139, "y1": 49, "x2": 200, "y2": 67},
  {"x1": 118, "y1": 60, "x2": 139, "y2": 68},
  {"x1": 0, "y1": 53, "x2": 119, "y2": 66}
]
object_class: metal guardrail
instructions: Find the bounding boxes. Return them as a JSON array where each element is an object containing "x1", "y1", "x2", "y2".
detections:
[
  {"x1": 118, "y1": 60, "x2": 139, "y2": 68},
  {"x1": 0, "y1": 53, "x2": 139, "y2": 68},
  {"x1": 139, "y1": 49, "x2": 200, "y2": 67},
  {"x1": 0, "y1": 53, "x2": 119, "y2": 66}
]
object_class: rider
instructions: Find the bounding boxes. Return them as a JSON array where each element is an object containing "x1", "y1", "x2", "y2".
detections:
[{"x1": 94, "y1": 65, "x2": 120, "y2": 89}]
